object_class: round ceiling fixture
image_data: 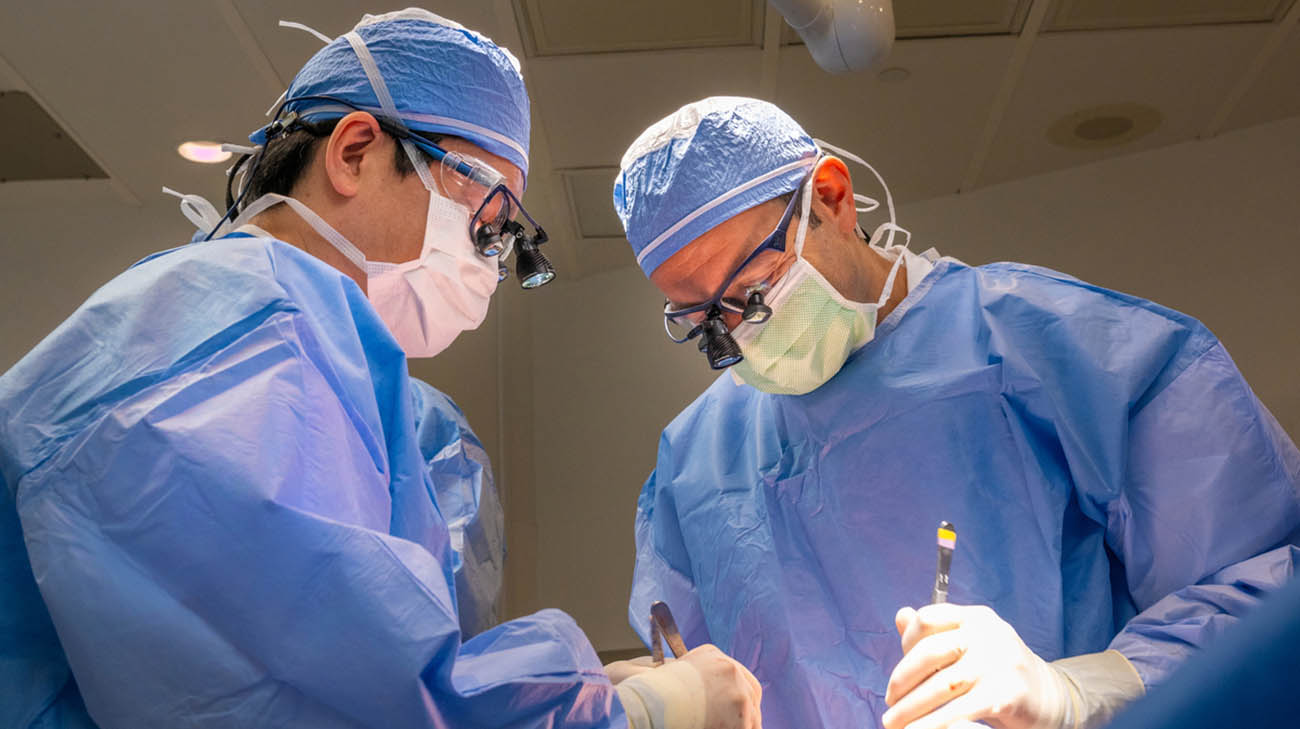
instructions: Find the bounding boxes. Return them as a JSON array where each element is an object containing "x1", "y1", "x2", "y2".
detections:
[
  {"x1": 177, "y1": 141, "x2": 232, "y2": 164},
  {"x1": 1047, "y1": 104, "x2": 1162, "y2": 150}
]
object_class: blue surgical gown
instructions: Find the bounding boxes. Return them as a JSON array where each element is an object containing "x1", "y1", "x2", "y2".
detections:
[
  {"x1": 629, "y1": 258, "x2": 1300, "y2": 729},
  {"x1": 409, "y1": 380, "x2": 505, "y2": 638},
  {"x1": 0, "y1": 234, "x2": 624, "y2": 728}
]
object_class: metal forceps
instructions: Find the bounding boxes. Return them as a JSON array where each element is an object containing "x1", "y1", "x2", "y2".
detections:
[{"x1": 649, "y1": 601, "x2": 689, "y2": 666}]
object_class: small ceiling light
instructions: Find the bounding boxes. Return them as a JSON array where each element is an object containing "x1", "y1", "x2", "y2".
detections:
[
  {"x1": 877, "y1": 66, "x2": 910, "y2": 83},
  {"x1": 1048, "y1": 104, "x2": 1162, "y2": 150},
  {"x1": 177, "y1": 141, "x2": 231, "y2": 164}
]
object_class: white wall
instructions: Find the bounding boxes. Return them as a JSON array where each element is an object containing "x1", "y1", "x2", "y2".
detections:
[
  {"x1": 523, "y1": 115, "x2": 1300, "y2": 654},
  {"x1": 902, "y1": 115, "x2": 1300, "y2": 439},
  {"x1": 0, "y1": 200, "x2": 194, "y2": 371}
]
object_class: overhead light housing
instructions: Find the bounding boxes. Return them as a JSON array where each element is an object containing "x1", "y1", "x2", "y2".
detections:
[
  {"x1": 770, "y1": 0, "x2": 895, "y2": 74},
  {"x1": 177, "y1": 141, "x2": 231, "y2": 164}
]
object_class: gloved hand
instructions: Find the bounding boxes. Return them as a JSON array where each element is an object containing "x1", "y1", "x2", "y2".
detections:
[
  {"x1": 882, "y1": 604, "x2": 1072, "y2": 729},
  {"x1": 605, "y1": 654, "x2": 657, "y2": 685},
  {"x1": 615, "y1": 644, "x2": 763, "y2": 729}
]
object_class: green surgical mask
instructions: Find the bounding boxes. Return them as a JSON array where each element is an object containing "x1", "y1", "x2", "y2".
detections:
[{"x1": 730, "y1": 166, "x2": 908, "y2": 396}]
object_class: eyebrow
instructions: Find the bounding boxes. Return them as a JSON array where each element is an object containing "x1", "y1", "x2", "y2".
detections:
[{"x1": 676, "y1": 218, "x2": 778, "y2": 304}]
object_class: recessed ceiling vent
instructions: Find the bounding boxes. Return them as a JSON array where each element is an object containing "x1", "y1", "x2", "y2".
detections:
[
  {"x1": 1048, "y1": 103, "x2": 1163, "y2": 149},
  {"x1": 0, "y1": 91, "x2": 106, "y2": 183}
]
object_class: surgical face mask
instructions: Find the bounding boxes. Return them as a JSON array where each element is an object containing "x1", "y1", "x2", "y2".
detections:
[
  {"x1": 729, "y1": 160, "x2": 907, "y2": 396},
  {"x1": 232, "y1": 154, "x2": 499, "y2": 358},
  {"x1": 364, "y1": 160, "x2": 501, "y2": 357}
]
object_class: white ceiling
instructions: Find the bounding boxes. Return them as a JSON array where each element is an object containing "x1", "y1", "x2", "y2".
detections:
[{"x1": 0, "y1": 0, "x2": 1297, "y2": 279}]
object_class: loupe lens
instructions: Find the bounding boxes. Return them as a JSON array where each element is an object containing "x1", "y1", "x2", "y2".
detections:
[
  {"x1": 743, "y1": 291, "x2": 772, "y2": 323},
  {"x1": 476, "y1": 223, "x2": 505, "y2": 256}
]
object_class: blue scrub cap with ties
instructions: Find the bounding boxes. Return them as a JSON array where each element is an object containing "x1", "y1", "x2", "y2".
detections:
[
  {"x1": 613, "y1": 97, "x2": 819, "y2": 277},
  {"x1": 250, "y1": 8, "x2": 531, "y2": 183}
]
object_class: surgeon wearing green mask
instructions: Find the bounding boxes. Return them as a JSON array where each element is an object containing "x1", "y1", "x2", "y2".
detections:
[
  {"x1": 667, "y1": 156, "x2": 908, "y2": 395},
  {"x1": 610, "y1": 96, "x2": 1300, "y2": 729},
  {"x1": 636, "y1": 121, "x2": 914, "y2": 396}
]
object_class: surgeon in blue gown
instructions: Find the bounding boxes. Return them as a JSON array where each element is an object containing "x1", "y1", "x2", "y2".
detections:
[
  {"x1": 612, "y1": 97, "x2": 1300, "y2": 729},
  {"x1": 0, "y1": 12, "x2": 761, "y2": 729}
]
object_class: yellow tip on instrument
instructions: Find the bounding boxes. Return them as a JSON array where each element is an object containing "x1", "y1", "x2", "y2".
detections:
[
  {"x1": 937, "y1": 521, "x2": 956, "y2": 550},
  {"x1": 932, "y1": 521, "x2": 956, "y2": 604}
]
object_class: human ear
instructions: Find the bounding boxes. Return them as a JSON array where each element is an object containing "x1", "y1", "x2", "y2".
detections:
[
  {"x1": 810, "y1": 156, "x2": 857, "y2": 234},
  {"x1": 323, "y1": 111, "x2": 382, "y2": 199}
]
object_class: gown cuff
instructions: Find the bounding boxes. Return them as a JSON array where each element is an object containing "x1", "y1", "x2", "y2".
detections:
[{"x1": 1052, "y1": 649, "x2": 1147, "y2": 729}]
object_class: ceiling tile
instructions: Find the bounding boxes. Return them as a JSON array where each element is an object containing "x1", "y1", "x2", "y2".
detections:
[
  {"x1": 978, "y1": 23, "x2": 1269, "y2": 187},
  {"x1": 775, "y1": 35, "x2": 1017, "y2": 203},
  {"x1": 0, "y1": 2, "x2": 277, "y2": 207},
  {"x1": 0, "y1": 57, "x2": 22, "y2": 91},
  {"x1": 516, "y1": 0, "x2": 761, "y2": 56},
  {"x1": 0, "y1": 91, "x2": 106, "y2": 182},
  {"x1": 531, "y1": 46, "x2": 763, "y2": 170},
  {"x1": 1046, "y1": 0, "x2": 1290, "y2": 31},
  {"x1": 1225, "y1": 21, "x2": 1300, "y2": 132},
  {"x1": 782, "y1": 0, "x2": 1031, "y2": 43},
  {"x1": 561, "y1": 167, "x2": 624, "y2": 238}
]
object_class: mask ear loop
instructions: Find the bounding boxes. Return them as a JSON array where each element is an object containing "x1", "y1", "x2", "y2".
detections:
[{"x1": 814, "y1": 137, "x2": 897, "y2": 250}]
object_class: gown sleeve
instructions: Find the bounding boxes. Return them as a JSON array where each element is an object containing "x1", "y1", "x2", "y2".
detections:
[
  {"x1": 1102, "y1": 340, "x2": 1300, "y2": 687},
  {"x1": 409, "y1": 379, "x2": 506, "y2": 639},
  {"x1": 14, "y1": 308, "x2": 624, "y2": 729},
  {"x1": 996, "y1": 268, "x2": 1300, "y2": 689}
]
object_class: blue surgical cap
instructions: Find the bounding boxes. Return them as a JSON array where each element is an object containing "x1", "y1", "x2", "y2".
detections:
[
  {"x1": 252, "y1": 9, "x2": 530, "y2": 182},
  {"x1": 613, "y1": 97, "x2": 818, "y2": 277}
]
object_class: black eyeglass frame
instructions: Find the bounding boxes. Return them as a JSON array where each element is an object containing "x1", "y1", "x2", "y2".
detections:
[{"x1": 661, "y1": 178, "x2": 807, "y2": 345}]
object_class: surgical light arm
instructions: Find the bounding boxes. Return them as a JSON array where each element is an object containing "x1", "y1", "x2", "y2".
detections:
[{"x1": 769, "y1": 0, "x2": 895, "y2": 73}]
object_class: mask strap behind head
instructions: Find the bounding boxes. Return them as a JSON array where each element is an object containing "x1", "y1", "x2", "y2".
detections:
[
  {"x1": 230, "y1": 193, "x2": 368, "y2": 270},
  {"x1": 868, "y1": 222, "x2": 911, "y2": 250},
  {"x1": 279, "y1": 20, "x2": 333, "y2": 44},
  {"x1": 264, "y1": 21, "x2": 333, "y2": 117},
  {"x1": 343, "y1": 30, "x2": 437, "y2": 193},
  {"x1": 793, "y1": 158, "x2": 818, "y2": 258},
  {"x1": 872, "y1": 230, "x2": 909, "y2": 309},
  {"x1": 814, "y1": 138, "x2": 897, "y2": 250},
  {"x1": 162, "y1": 187, "x2": 225, "y2": 233}
]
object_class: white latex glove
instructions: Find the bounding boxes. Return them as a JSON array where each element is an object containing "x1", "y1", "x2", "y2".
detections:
[
  {"x1": 882, "y1": 604, "x2": 1072, "y2": 729},
  {"x1": 605, "y1": 654, "x2": 657, "y2": 685},
  {"x1": 615, "y1": 644, "x2": 763, "y2": 729}
]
